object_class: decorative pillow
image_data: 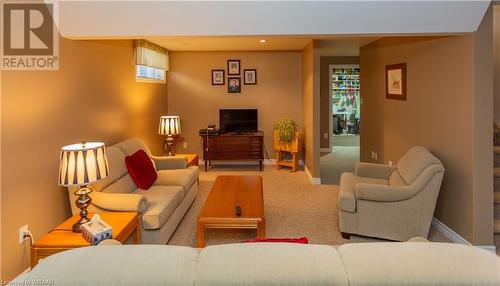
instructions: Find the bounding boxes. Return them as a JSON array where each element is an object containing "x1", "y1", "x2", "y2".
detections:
[
  {"x1": 125, "y1": 149, "x2": 157, "y2": 190},
  {"x1": 242, "y1": 237, "x2": 309, "y2": 244}
]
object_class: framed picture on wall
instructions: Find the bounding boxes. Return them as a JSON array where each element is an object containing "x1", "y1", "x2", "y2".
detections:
[
  {"x1": 244, "y1": 69, "x2": 257, "y2": 85},
  {"x1": 385, "y1": 63, "x2": 407, "y2": 100},
  {"x1": 227, "y1": 60, "x2": 240, "y2": 75},
  {"x1": 211, "y1": 70, "x2": 225, "y2": 85},
  {"x1": 228, "y1": 77, "x2": 241, "y2": 93}
]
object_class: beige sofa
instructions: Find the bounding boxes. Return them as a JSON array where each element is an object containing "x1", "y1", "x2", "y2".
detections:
[
  {"x1": 67, "y1": 138, "x2": 199, "y2": 244},
  {"x1": 14, "y1": 242, "x2": 500, "y2": 285},
  {"x1": 339, "y1": 146, "x2": 445, "y2": 241}
]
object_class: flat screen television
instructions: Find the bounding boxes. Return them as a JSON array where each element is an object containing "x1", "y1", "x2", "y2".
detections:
[{"x1": 219, "y1": 109, "x2": 258, "y2": 133}]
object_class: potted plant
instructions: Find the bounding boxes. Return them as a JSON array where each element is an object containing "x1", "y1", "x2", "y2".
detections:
[{"x1": 274, "y1": 119, "x2": 302, "y2": 172}]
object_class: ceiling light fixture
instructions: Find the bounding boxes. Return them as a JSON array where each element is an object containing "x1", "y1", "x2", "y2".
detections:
[{"x1": 259, "y1": 39, "x2": 267, "y2": 43}]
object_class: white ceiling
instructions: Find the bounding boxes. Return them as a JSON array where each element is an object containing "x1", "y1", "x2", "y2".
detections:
[{"x1": 59, "y1": 1, "x2": 490, "y2": 38}]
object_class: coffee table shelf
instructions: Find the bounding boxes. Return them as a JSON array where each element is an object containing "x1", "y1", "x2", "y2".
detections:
[{"x1": 197, "y1": 175, "x2": 265, "y2": 247}]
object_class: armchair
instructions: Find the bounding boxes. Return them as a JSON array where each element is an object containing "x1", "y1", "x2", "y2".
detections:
[{"x1": 338, "y1": 146, "x2": 445, "y2": 241}]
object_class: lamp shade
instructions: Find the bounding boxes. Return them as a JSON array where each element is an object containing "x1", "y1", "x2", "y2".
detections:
[
  {"x1": 58, "y1": 142, "x2": 109, "y2": 186},
  {"x1": 159, "y1": 116, "x2": 181, "y2": 135}
]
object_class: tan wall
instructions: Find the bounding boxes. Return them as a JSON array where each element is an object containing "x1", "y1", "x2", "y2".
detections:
[
  {"x1": 319, "y1": 56, "x2": 359, "y2": 149},
  {"x1": 360, "y1": 11, "x2": 494, "y2": 245},
  {"x1": 471, "y1": 7, "x2": 494, "y2": 244},
  {"x1": 166, "y1": 51, "x2": 303, "y2": 159},
  {"x1": 1, "y1": 38, "x2": 167, "y2": 280},
  {"x1": 302, "y1": 41, "x2": 321, "y2": 178},
  {"x1": 494, "y1": 7, "x2": 500, "y2": 123}
]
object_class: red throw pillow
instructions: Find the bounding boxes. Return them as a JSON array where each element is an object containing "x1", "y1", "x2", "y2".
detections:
[
  {"x1": 242, "y1": 237, "x2": 309, "y2": 244},
  {"x1": 125, "y1": 149, "x2": 157, "y2": 190}
]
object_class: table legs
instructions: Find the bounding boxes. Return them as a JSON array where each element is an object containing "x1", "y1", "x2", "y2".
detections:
[
  {"x1": 257, "y1": 218, "x2": 266, "y2": 238},
  {"x1": 197, "y1": 221, "x2": 205, "y2": 248}
]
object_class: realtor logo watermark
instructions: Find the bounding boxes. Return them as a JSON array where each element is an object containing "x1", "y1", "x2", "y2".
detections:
[{"x1": 1, "y1": 1, "x2": 59, "y2": 70}]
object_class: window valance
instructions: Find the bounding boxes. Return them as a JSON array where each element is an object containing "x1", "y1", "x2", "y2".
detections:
[{"x1": 134, "y1": 40, "x2": 169, "y2": 71}]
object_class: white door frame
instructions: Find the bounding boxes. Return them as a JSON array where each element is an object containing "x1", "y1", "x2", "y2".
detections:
[{"x1": 328, "y1": 64, "x2": 360, "y2": 150}]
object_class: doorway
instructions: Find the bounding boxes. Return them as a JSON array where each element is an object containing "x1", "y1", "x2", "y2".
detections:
[{"x1": 320, "y1": 64, "x2": 360, "y2": 184}]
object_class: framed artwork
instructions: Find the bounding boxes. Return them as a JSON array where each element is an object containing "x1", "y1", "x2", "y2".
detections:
[
  {"x1": 227, "y1": 60, "x2": 240, "y2": 75},
  {"x1": 227, "y1": 77, "x2": 241, "y2": 93},
  {"x1": 244, "y1": 69, "x2": 257, "y2": 85},
  {"x1": 385, "y1": 63, "x2": 407, "y2": 100},
  {"x1": 211, "y1": 69, "x2": 225, "y2": 85}
]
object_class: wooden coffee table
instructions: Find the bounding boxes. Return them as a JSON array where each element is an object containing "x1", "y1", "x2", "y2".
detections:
[{"x1": 197, "y1": 175, "x2": 265, "y2": 247}]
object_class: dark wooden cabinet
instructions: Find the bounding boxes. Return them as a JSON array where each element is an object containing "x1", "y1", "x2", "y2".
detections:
[{"x1": 201, "y1": 131, "x2": 264, "y2": 171}]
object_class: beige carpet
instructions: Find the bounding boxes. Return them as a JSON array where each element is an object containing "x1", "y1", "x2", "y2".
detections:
[
  {"x1": 321, "y1": 146, "x2": 360, "y2": 185},
  {"x1": 168, "y1": 165, "x2": 450, "y2": 247}
]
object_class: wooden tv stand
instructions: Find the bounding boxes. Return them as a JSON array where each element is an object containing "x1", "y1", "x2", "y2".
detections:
[{"x1": 201, "y1": 131, "x2": 264, "y2": 172}]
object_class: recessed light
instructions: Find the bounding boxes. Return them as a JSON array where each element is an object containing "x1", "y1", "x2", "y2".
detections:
[{"x1": 259, "y1": 39, "x2": 267, "y2": 43}]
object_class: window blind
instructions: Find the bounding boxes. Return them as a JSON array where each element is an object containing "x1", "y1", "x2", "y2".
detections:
[{"x1": 134, "y1": 40, "x2": 169, "y2": 71}]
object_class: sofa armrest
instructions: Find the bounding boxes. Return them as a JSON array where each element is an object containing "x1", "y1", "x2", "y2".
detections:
[
  {"x1": 355, "y1": 162, "x2": 396, "y2": 180},
  {"x1": 355, "y1": 183, "x2": 418, "y2": 202},
  {"x1": 91, "y1": 192, "x2": 148, "y2": 213},
  {"x1": 151, "y1": 156, "x2": 187, "y2": 170}
]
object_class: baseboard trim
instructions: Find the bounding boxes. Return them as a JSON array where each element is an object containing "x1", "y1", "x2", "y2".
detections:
[
  {"x1": 197, "y1": 159, "x2": 304, "y2": 167},
  {"x1": 305, "y1": 166, "x2": 321, "y2": 185},
  {"x1": 431, "y1": 217, "x2": 470, "y2": 245},
  {"x1": 476, "y1": 245, "x2": 497, "y2": 252},
  {"x1": 431, "y1": 217, "x2": 496, "y2": 253}
]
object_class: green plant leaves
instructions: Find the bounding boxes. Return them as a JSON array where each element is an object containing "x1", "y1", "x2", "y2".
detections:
[{"x1": 274, "y1": 119, "x2": 299, "y2": 143}]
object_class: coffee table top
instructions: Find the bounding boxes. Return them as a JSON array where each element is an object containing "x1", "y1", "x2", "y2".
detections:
[{"x1": 199, "y1": 175, "x2": 264, "y2": 223}]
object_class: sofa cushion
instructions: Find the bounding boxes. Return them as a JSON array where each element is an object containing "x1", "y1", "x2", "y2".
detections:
[
  {"x1": 115, "y1": 137, "x2": 152, "y2": 157},
  {"x1": 134, "y1": 186, "x2": 184, "y2": 229},
  {"x1": 196, "y1": 243, "x2": 349, "y2": 286},
  {"x1": 125, "y1": 150, "x2": 158, "y2": 190},
  {"x1": 339, "y1": 172, "x2": 388, "y2": 213},
  {"x1": 338, "y1": 242, "x2": 500, "y2": 286},
  {"x1": 89, "y1": 146, "x2": 127, "y2": 192},
  {"x1": 14, "y1": 245, "x2": 199, "y2": 286},
  {"x1": 101, "y1": 174, "x2": 137, "y2": 194},
  {"x1": 155, "y1": 166, "x2": 199, "y2": 196},
  {"x1": 397, "y1": 146, "x2": 442, "y2": 185}
]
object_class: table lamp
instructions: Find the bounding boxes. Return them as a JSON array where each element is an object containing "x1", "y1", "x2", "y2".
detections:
[
  {"x1": 58, "y1": 141, "x2": 109, "y2": 232},
  {"x1": 159, "y1": 115, "x2": 181, "y2": 156}
]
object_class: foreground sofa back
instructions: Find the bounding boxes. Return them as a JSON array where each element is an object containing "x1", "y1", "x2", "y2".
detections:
[{"x1": 14, "y1": 242, "x2": 500, "y2": 286}]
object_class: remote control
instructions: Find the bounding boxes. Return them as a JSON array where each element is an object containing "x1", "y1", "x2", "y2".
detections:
[{"x1": 236, "y1": 205, "x2": 242, "y2": 216}]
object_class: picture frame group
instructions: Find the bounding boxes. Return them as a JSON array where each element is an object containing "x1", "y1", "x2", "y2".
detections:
[{"x1": 211, "y1": 60, "x2": 258, "y2": 93}]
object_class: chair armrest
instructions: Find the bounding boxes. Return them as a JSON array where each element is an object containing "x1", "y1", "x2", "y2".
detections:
[
  {"x1": 91, "y1": 192, "x2": 148, "y2": 213},
  {"x1": 355, "y1": 162, "x2": 396, "y2": 180},
  {"x1": 355, "y1": 183, "x2": 418, "y2": 202},
  {"x1": 151, "y1": 156, "x2": 187, "y2": 170}
]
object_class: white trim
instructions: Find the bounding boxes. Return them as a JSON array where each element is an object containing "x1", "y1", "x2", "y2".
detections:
[
  {"x1": 198, "y1": 159, "x2": 305, "y2": 166},
  {"x1": 431, "y1": 217, "x2": 471, "y2": 245},
  {"x1": 476, "y1": 245, "x2": 497, "y2": 252},
  {"x1": 328, "y1": 65, "x2": 333, "y2": 150},
  {"x1": 431, "y1": 217, "x2": 496, "y2": 253},
  {"x1": 320, "y1": 148, "x2": 331, "y2": 153},
  {"x1": 305, "y1": 166, "x2": 321, "y2": 185}
]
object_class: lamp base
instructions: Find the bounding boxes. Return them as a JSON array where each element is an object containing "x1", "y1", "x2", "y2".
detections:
[
  {"x1": 72, "y1": 186, "x2": 93, "y2": 233},
  {"x1": 165, "y1": 136, "x2": 175, "y2": 156}
]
